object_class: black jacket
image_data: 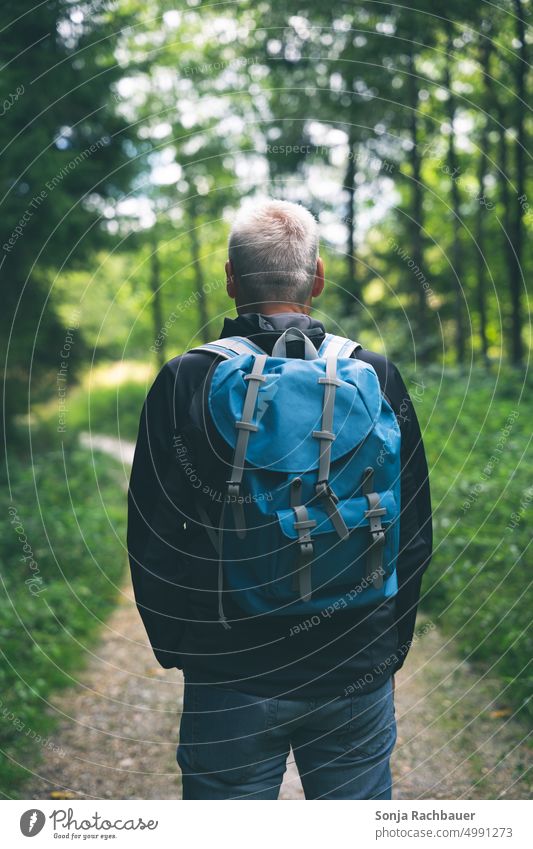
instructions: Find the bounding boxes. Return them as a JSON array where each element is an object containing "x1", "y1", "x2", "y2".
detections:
[{"x1": 127, "y1": 312, "x2": 432, "y2": 698}]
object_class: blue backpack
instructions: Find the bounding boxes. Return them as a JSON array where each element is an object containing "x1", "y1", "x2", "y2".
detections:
[{"x1": 191, "y1": 328, "x2": 401, "y2": 628}]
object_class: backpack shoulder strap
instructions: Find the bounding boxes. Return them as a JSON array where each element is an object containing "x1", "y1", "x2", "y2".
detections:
[
  {"x1": 311, "y1": 333, "x2": 362, "y2": 543},
  {"x1": 188, "y1": 335, "x2": 266, "y2": 360},
  {"x1": 318, "y1": 333, "x2": 362, "y2": 359}
]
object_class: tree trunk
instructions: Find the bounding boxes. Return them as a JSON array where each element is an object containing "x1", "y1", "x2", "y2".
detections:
[
  {"x1": 509, "y1": 0, "x2": 526, "y2": 366},
  {"x1": 188, "y1": 208, "x2": 210, "y2": 343},
  {"x1": 483, "y1": 42, "x2": 515, "y2": 362},
  {"x1": 476, "y1": 38, "x2": 493, "y2": 367},
  {"x1": 149, "y1": 232, "x2": 165, "y2": 369},
  {"x1": 475, "y1": 134, "x2": 490, "y2": 366},
  {"x1": 444, "y1": 23, "x2": 466, "y2": 365},
  {"x1": 345, "y1": 137, "x2": 358, "y2": 306},
  {"x1": 406, "y1": 46, "x2": 428, "y2": 340}
]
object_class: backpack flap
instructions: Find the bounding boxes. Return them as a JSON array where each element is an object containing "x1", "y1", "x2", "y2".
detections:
[{"x1": 208, "y1": 354, "x2": 382, "y2": 474}]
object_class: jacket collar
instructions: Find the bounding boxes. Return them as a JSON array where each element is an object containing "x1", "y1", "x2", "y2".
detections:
[{"x1": 219, "y1": 312, "x2": 326, "y2": 355}]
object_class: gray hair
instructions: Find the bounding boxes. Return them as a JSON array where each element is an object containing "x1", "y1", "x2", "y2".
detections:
[{"x1": 228, "y1": 199, "x2": 319, "y2": 307}]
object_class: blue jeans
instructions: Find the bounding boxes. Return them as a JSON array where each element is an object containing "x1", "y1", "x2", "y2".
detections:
[{"x1": 177, "y1": 676, "x2": 396, "y2": 799}]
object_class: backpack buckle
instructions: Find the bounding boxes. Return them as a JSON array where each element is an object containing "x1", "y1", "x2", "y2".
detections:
[
  {"x1": 363, "y1": 498, "x2": 386, "y2": 587},
  {"x1": 315, "y1": 481, "x2": 348, "y2": 539},
  {"x1": 226, "y1": 481, "x2": 241, "y2": 499},
  {"x1": 244, "y1": 372, "x2": 267, "y2": 383},
  {"x1": 364, "y1": 504, "x2": 386, "y2": 545},
  {"x1": 299, "y1": 539, "x2": 314, "y2": 559},
  {"x1": 235, "y1": 420, "x2": 259, "y2": 432},
  {"x1": 369, "y1": 526, "x2": 385, "y2": 547},
  {"x1": 293, "y1": 518, "x2": 317, "y2": 532},
  {"x1": 226, "y1": 481, "x2": 246, "y2": 539},
  {"x1": 291, "y1": 503, "x2": 315, "y2": 601},
  {"x1": 294, "y1": 539, "x2": 314, "y2": 601},
  {"x1": 315, "y1": 480, "x2": 338, "y2": 502}
]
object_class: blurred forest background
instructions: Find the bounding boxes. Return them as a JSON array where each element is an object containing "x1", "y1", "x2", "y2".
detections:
[{"x1": 0, "y1": 0, "x2": 531, "y2": 795}]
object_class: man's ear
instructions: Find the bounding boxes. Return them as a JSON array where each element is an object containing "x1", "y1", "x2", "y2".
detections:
[
  {"x1": 311, "y1": 256, "x2": 325, "y2": 299},
  {"x1": 226, "y1": 260, "x2": 236, "y2": 300}
]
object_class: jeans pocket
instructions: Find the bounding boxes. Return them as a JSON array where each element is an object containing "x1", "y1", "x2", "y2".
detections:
[
  {"x1": 348, "y1": 678, "x2": 396, "y2": 758},
  {"x1": 178, "y1": 684, "x2": 270, "y2": 785}
]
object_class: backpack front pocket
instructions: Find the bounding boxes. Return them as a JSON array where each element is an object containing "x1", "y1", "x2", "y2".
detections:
[{"x1": 274, "y1": 489, "x2": 400, "y2": 611}]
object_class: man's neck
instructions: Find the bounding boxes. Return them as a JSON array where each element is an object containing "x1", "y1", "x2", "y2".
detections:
[{"x1": 237, "y1": 303, "x2": 311, "y2": 316}]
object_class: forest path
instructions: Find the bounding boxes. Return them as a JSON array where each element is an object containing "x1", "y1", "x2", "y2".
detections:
[{"x1": 21, "y1": 435, "x2": 531, "y2": 800}]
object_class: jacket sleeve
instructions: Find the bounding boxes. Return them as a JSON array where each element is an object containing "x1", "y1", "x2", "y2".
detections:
[
  {"x1": 127, "y1": 362, "x2": 191, "y2": 668},
  {"x1": 389, "y1": 364, "x2": 433, "y2": 670}
]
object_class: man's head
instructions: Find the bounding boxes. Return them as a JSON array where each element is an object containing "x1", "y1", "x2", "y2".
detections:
[{"x1": 226, "y1": 199, "x2": 324, "y2": 314}]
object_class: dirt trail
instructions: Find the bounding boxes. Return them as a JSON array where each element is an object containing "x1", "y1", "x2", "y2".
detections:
[{"x1": 20, "y1": 436, "x2": 531, "y2": 800}]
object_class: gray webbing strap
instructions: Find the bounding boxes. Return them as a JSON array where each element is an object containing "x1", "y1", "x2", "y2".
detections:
[
  {"x1": 321, "y1": 490, "x2": 349, "y2": 539},
  {"x1": 292, "y1": 503, "x2": 316, "y2": 602},
  {"x1": 318, "y1": 334, "x2": 362, "y2": 359},
  {"x1": 313, "y1": 356, "x2": 349, "y2": 539},
  {"x1": 290, "y1": 477, "x2": 303, "y2": 593},
  {"x1": 189, "y1": 336, "x2": 266, "y2": 359},
  {"x1": 216, "y1": 500, "x2": 231, "y2": 629},
  {"x1": 361, "y1": 467, "x2": 386, "y2": 588},
  {"x1": 315, "y1": 356, "x2": 340, "y2": 484},
  {"x1": 271, "y1": 327, "x2": 318, "y2": 360},
  {"x1": 194, "y1": 498, "x2": 230, "y2": 629},
  {"x1": 227, "y1": 354, "x2": 268, "y2": 538},
  {"x1": 196, "y1": 500, "x2": 219, "y2": 552}
]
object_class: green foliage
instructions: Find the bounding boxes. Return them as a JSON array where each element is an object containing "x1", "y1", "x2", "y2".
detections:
[
  {"x1": 0, "y1": 430, "x2": 127, "y2": 795},
  {"x1": 4, "y1": 0, "x2": 530, "y2": 411},
  {"x1": 417, "y1": 368, "x2": 533, "y2": 717},
  {"x1": 66, "y1": 378, "x2": 151, "y2": 442},
  {"x1": 0, "y1": 0, "x2": 140, "y2": 430}
]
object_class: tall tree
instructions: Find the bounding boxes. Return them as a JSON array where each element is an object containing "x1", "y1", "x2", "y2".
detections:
[
  {"x1": 443, "y1": 19, "x2": 466, "y2": 365},
  {"x1": 509, "y1": 0, "x2": 527, "y2": 365},
  {"x1": 475, "y1": 34, "x2": 494, "y2": 366},
  {"x1": 149, "y1": 230, "x2": 165, "y2": 368},
  {"x1": 0, "y1": 0, "x2": 137, "y2": 435}
]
